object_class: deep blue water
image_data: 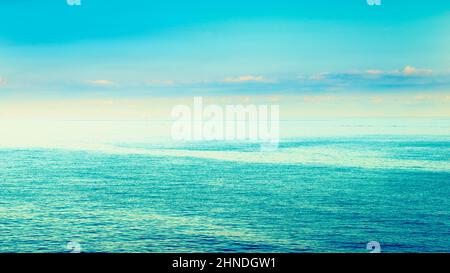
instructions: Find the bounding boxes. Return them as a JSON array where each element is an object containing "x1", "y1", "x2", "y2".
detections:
[{"x1": 0, "y1": 136, "x2": 449, "y2": 253}]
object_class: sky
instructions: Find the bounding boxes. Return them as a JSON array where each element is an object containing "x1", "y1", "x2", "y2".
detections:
[
  {"x1": 0, "y1": 0, "x2": 449, "y2": 146},
  {"x1": 0, "y1": 0, "x2": 449, "y2": 96}
]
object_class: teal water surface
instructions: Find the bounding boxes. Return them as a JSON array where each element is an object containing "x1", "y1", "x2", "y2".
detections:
[{"x1": 0, "y1": 136, "x2": 449, "y2": 252}]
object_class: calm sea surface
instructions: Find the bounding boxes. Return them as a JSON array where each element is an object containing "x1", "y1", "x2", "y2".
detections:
[{"x1": 1, "y1": 136, "x2": 449, "y2": 252}]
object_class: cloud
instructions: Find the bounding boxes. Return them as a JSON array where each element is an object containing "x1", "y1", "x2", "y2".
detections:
[
  {"x1": 365, "y1": 70, "x2": 384, "y2": 75},
  {"x1": 363, "y1": 66, "x2": 432, "y2": 77},
  {"x1": 88, "y1": 79, "x2": 114, "y2": 86},
  {"x1": 223, "y1": 75, "x2": 266, "y2": 83},
  {"x1": 295, "y1": 66, "x2": 448, "y2": 93},
  {"x1": 29, "y1": 66, "x2": 443, "y2": 96},
  {"x1": 402, "y1": 66, "x2": 418, "y2": 75},
  {"x1": 0, "y1": 77, "x2": 6, "y2": 86},
  {"x1": 401, "y1": 65, "x2": 432, "y2": 76},
  {"x1": 309, "y1": 73, "x2": 328, "y2": 81},
  {"x1": 308, "y1": 66, "x2": 435, "y2": 82},
  {"x1": 309, "y1": 66, "x2": 433, "y2": 80}
]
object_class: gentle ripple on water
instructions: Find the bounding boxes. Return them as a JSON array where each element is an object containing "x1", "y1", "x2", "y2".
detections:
[{"x1": 0, "y1": 137, "x2": 449, "y2": 253}]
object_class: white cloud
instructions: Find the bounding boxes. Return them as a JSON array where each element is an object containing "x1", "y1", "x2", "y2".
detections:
[
  {"x1": 223, "y1": 75, "x2": 266, "y2": 83},
  {"x1": 88, "y1": 79, "x2": 114, "y2": 86},
  {"x1": 311, "y1": 66, "x2": 433, "y2": 80},
  {"x1": 365, "y1": 70, "x2": 384, "y2": 75},
  {"x1": 401, "y1": 65, "x2": 432, "y2": 76},
  {"x1": 309, "y1": 73, "x2": 329, "y2": 81},
  {"x1": 0, "y1": 77, "x2": 6, "y2": 86},
  {"x1": 402, "y1": 66, "x2": 417, "y2": 75},
  {"x1": 363, "y1": 66, "x2": 432, "y2": 77}
]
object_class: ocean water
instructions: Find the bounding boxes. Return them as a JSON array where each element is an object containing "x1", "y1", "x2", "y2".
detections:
[{"x1": 0, "y1": 136, "x2": 449, "y2": 253}]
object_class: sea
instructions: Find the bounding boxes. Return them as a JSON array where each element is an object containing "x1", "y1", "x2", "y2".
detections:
[{"x1": 0, "y1": 135, "x2": 449, "y2": 253}]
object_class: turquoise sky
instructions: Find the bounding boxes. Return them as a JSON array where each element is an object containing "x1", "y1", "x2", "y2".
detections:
[
  {"x1": 0, "y1": 0, "x2": 449, "y2": 98},
  {"x1": 0, "y1": 0, "x2": 449, "y2": 147}
]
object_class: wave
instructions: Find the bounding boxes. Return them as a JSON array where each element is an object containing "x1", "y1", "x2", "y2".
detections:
[{"x1": 33, "y1": 141, "x2": 449, "y2": 172}]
